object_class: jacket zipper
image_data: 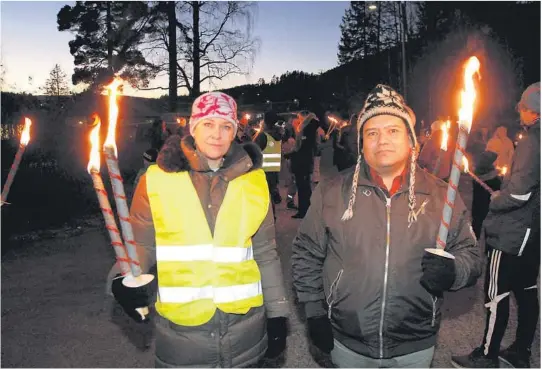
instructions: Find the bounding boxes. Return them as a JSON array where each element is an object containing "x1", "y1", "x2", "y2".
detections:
[
  {"x1": 378, "y1": 194, "x2": 392, "y2": 359},
  {"x1": 327, "y1": 269, "x2": 344, "y2": 319},
  {"x1": 431, "y1": 296, "x2": 438, "y2": 327}
]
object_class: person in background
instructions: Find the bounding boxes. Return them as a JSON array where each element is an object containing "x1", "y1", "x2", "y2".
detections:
[
  {"x1": 312, "y1": 125, "x2": 326, "y2": 184},
  {"x1": 332, "y1": 116, "x2": 357, "y2": 172},
  {"x1": 287, "y1": 112, "x2": 318, "y2": 219},
  {"x1": 282, "y1": 123, "x2": 298, "y2": 210},
  {"x1": 292, "y1": 84, "x2": 481, "y2": 368},
  {"x1": 451, "y1": 82, "x2": 540, "y2": 369},
  {"x1": 418, "y1": 120, "x2": 453, "y2": 181},
  {"x1": 110, "y1": 91, "x2": 290, "y2": 367},
  {"x1": 469, "y1": 125, "x2": 514, "y2": 239},
  {"x1": 133, "y1": 148, "x2": 158, "y2": 190},
  {"x1": 253, "y1": 111, "x2": 284, "y2": 219}
]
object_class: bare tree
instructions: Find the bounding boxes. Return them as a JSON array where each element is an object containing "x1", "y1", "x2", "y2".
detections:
[
  {"x1": 143, "y1": 1, "x2": 260, "y2": 97},
  {"x1": 43, "y1": 64, "x2": 70, "y2": 101}
]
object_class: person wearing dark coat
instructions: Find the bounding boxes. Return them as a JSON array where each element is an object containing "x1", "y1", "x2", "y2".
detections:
[
  {"x1": 292, "y1": 85, "x2": 481, "y2": 368},
  {"x1": 286, "y1": 112, "x2": 319, "y2": 218},
  {"x1": 452, "y1": 82, "x2": 541, "y2": 369}
]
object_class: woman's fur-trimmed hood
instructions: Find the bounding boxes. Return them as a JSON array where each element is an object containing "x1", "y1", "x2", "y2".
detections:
[{"x1": 156, "y1": 134, "x2": 263, "y2": 176}]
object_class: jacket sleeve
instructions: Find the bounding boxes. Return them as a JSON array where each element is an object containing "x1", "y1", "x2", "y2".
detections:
[
  {"x1": 446, "y1": 194, "x2": 483, "y2": 290},
  {"x1": 490, "y1": 134, "x2": 540, "y2": 212},
  {"x1": 291, "y1": 184, "x2": 329, "y2": 318},
  {"x1": 105, "y1": 174, "x2": 157, "y2": 295},
  {"x1": 252, "y1": 199, "x2": 290, "y2": 319}
]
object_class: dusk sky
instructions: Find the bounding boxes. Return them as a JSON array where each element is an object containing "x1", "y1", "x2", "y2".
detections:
[{"x1": 1, "y1": 1, "x2": 349, "y2": 98}]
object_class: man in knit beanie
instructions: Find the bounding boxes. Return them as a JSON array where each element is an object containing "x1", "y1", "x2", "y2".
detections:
[{"x1": 292, "y1": 84, "x2": 481, "y2": 368}]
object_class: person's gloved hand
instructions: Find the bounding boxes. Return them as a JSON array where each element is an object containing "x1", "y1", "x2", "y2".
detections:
[
  {"x1": 265, "y1": 317, "x2": 287, "y2": 358},
  {"x1": 420, "y1": 252, "x2": 456, "y2": 296},
  {"x1": 111, "y1": 274, "x2": 151, "y2": 323},
  {"x1": 307, "y1": 316, "x2": 334, "y2": 353}
]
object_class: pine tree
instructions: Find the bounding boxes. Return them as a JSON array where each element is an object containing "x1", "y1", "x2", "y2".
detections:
[
  {"x1": 43, "y1": 64, "x2": 70, "y2": 102},
  {"x1": 57, "y1": 1, "x2": 157, "y2": 88}
]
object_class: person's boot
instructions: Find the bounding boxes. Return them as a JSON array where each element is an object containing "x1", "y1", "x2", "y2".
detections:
[
  {"x1": 451, "y1": 347, "x2": 498, "y2": 368},
  {"x1": 272, "y1": 191, "x2": 282, "y2": 205},
  {"x1": 499, "y1": 343, "x2": 531, "y2": 368}
]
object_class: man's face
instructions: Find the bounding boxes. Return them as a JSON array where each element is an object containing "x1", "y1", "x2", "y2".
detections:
[
  {"x1": 362, "y1": 115, "x2": 412, "y2": 174},
  {"x1": 518, "y1": 107, "x2": 539, "y2": 126},
  {"x1": 193, "y1": 118, "x2": 235, "y2": 160}
]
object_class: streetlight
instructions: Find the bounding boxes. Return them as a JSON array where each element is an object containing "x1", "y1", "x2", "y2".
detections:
[{"x1": 368, "y1": 4, "x2": 377, "y2": 10}]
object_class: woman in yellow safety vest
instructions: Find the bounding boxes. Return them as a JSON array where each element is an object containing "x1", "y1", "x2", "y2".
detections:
[{"x1": 111, "y1": 91, "x2": 290, "y2": 367}]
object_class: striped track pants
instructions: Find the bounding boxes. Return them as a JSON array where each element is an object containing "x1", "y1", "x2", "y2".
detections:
[{"x1": 481, "y1": 244, "x2": 540, "y2": 357}]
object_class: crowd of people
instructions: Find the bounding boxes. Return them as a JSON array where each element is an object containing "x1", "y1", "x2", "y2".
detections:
[{"x1": 106, "y1": 81, "x2": 540, "y2": 368}]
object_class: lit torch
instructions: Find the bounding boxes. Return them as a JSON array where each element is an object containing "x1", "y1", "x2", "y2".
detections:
[
  {"x1": 102, "y1": 77, "x2": 154, "y2": 293},
  {"x1": 462, "y1": 156, "x2": 495, "y2": 195},
  {"x1": 87, "y1": 115, "x2": 132, "y2": 276},
  {"x1": 426, "y1": 56, "x2": 481, "y2": 259},
  {"x1": 325, "y1": 114, "x2": 347, "y2": 140},
  {"x1": 1, "y1": 117, "x2": 32, "y2": 205},
  {"x1": 432, "y1": 120, "x2": 451, "y2": 176}
]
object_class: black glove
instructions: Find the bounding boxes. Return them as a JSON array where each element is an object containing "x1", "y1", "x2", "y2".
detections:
[
  {"x1": 265, "y1": 317, "x2": 287, "y2": 358},
  {"x1": 111, "y1": 274, "x2": 151, "y2": 323},
  {"x1": 307, "y1": 316, "x2": 334, "y2": 354},
  {"x1": 420, "y1": 252, "x2": 456, "y2": 296}
]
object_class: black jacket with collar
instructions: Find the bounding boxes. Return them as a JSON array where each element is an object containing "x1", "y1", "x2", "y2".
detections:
[
  {"x1": 484, "y1": 120, "x2": 540, "y2": 255},
  {"x1": 292, "y1": 160, "x2": 482, "y2": 359}
]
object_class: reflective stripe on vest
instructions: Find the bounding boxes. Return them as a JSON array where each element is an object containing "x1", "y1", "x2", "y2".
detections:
[
  {"x1": 262, "y1": 132, "x2": 281, "y2": 172},
  {"x1": 146, "y1": 165, "x2": 269, "y2": 326}
]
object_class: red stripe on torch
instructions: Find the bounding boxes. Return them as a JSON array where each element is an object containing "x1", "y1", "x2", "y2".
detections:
[
  {"x1": 89, "y1": 170, "x2": 132, "y2": 276},
  {"x1": 103, "y1": 145, "x2": 143, "y2": 277}
]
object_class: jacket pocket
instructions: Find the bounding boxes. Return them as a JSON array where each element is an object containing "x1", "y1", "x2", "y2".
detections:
[{"x1": 326, "y1": 269, "x2": 344, "y2": 319}]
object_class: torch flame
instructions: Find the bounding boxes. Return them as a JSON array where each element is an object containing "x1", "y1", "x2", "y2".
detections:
[
  {"x1": 440, "y1": 120, "x2": 451, "y2": 151},
  {"x1": 87, "y1": 114, "x2": 102, "y2": 173},
  {"x1": 458, "y1": 56, "x2": 481, "y2": 132},
  {"x1": 103, "y1": 77, "x2": 123, "y2": 156},
  {"x1": 500, "y1": 166, "x2": 508, "y2": 176},
  {"x1": 21, "y1": 117, "x2": 32, "y2": 146},
  {"x1": 462, "y1": 156, "x2": 469, "y2": 173}
]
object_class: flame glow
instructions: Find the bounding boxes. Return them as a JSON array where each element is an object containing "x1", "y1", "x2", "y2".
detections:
[
  {"x1": 500, "y1": 166, "x2": 508, "y2": 176},
  {"x1": 458, "y1": 56, "x2": 481, "y2": 132},
  {"x1": 87, "y1": 114, "x2": 102, "y2": 173},
  {"x1": 440, "y1": 120, "x2": 451, "y2": 151},
  {"x1": 21, "y1": 117, "x2": 32, "y2": 146},
  {"x1": 462, "y1": 156, "x2": 469, "y2": 173},
  {"x1": 103, "y1": 77, "x2": 123, "y2": 156}
]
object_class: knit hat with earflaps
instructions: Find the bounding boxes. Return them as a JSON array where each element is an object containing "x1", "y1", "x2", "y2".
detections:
[{"x1": 342, "y1": 84, "x2": 420, "y2": 227}]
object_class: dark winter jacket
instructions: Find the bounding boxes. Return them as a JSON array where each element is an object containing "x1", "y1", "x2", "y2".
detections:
[
  {"x1": 292, "y1": 161, "x2": 481, "y2": 359},
  {"x1": 128, "y1": 135, "x2": 289, "y2": 367},
  {"x1": 484, "y1": 120, "x2": 540, "y2": 255}
]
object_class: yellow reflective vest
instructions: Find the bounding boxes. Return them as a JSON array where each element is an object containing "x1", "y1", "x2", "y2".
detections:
[
  {"x1": 262, "y1": 132, "x2": 281, "y2": 172},
  {"x1": 145, "y1": 165, "x2": 269, "y2": 326}
]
